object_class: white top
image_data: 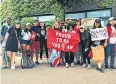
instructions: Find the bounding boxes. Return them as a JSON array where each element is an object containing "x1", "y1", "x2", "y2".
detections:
[
  {"x1": 109, "y1": 26, "x2": 116, "y2": 44},
  {"x1": 22, "y1": 30, "x2": 31, "y2": 40}
]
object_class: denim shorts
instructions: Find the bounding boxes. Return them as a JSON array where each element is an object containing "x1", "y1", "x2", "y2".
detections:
[{"x1": 21, "y1": 40, "x2": 28, "y2": 45}]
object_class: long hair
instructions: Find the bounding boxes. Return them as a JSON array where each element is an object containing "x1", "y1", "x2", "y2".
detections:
[
  {"x1": 14, "y1": 24, "x2": 22, "y2": 33},
  {"x1": 93, "y1": 22, "x2": 102, "y2": 29},
  {"x1": 24, "y1": 26, "x2": 32, "y2": 33},
  {"x1": 114, "y1": 24, "x2": 116, "y2": 29},
  {"x1": 107, "y1": 21, "x2": 111, "y2": 27},
  {"x1": 53, "y1": 22, "x2": 60, "y2": 30},
  {"x1": 40, "y1": 22, "x2": 47, "y2": 31}
]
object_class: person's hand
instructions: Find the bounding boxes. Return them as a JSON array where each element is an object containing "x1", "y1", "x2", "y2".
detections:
[
  {"x1": 37, "y1": 33, "x2": 40, "y2": 37},
  {"x1": 85, "y1": 48, "x2": 88, "y2": 52},
  {"x1": 104, "y1": 42, "x2": 107, "y2": 47}
]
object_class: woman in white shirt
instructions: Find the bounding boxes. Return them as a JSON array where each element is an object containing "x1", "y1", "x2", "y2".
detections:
[
  {"x1": 21, "y1": 23, "x2": 32, "y2": 57},
  {"x1": 105, "y1": 17, "x2": 116, "y2": 70}
]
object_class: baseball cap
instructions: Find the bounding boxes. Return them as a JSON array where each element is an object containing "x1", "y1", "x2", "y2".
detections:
[
  {"x1": 95, "y1": 19, "x2": 101, "y2": 23},
  {"x1": 80, "y1": 25, "x2": 85, "y2": 29},
  {"x1": 76, "y1": 19, "x2": 81, "y2": 22},
  {"x1": 40, "y1": 20, "x2": 45, "y2": 23},
  {"x1": 34, "y1": 20, "x2": 38, "y2": 22},
  {"x1": 15, "y1": 21, "x2": 20, "y2": 24},
  {"x1": 26, "y1": 23, "x2": 31, "y2": 26},
  {"x1": 67, "y1": 18, "x2": 71, "y2": 21},
  {"x1": 109, "y1": 17, "x2": 116, "y2": 21}
]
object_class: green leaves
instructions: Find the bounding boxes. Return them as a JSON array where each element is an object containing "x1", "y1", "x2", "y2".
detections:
[{"x1": 0, "y1": 0, "x2": 116, "y2": 24}]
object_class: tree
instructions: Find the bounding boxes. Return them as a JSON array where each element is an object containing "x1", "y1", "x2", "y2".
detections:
[
  {"x1": 84, "y1": 0, "x2": 116, "y2": 8},
  {"x1": 0, "y1": 0, "x2": 13, "y2": 22},
  {"x1": 0, "y1": 0, "x2": 116, "y2": 23}
]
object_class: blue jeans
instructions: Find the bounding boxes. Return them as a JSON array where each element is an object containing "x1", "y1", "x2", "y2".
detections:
[{"x1": 105, "y1": 44, "x2": 115, "y2": 67}]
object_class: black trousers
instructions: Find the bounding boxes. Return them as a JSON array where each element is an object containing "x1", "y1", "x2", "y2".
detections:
[
  {"x1": 40, "y1": 39, "x2": 48, "y2": 60},
  {"x1": 65, "y1": 52, "x2": 74, "y2": 64},
  {"x1": 81, "y1": 43, "x2": 90, "y2": 64}
]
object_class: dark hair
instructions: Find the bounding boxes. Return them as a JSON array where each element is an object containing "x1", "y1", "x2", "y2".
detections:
[
  {"x1": 14, "y1": 23, "x2": 22, "y2": 33},
  {"x1": 33, "y1": 20, "x2": 39, "y2": 25},
  {"x1": 34, "y1": 20, "x2": 38, "y2": 22},
  {"x1": 76, "y1": 21, "x2": 81, "y2": 26},
  {"x1": 6, "y1": 17, "x2": 11, "y2": 20},
  {"x1": 24, "y1": 26, "x2": 32, "y2": 33},
  {"x1": 114, "y1": 24, "x2": 116, "y2": 29},
  {"x1": 67, "y1": 24, "x2": 74, "y2": 30},
  {"x1": 93, "y1": 22, "x2": 102, "y2": 29},
  {"x1": 107, "y1": 21, "x2": 111, "y2": 27}
]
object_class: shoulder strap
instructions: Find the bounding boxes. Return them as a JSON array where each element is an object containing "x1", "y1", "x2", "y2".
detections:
[{"x1": 14, "y1": 29, "x2": 18, "y2": 41}]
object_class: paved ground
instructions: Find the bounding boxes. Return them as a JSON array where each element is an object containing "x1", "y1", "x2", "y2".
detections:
[{"x1": 0, "y1": 56, "x2": 116, "y2": 84}]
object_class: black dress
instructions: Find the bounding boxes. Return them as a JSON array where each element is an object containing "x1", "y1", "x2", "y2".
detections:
[{"x1": 5, "y1": 27, "x2": 20, "y2": 52}]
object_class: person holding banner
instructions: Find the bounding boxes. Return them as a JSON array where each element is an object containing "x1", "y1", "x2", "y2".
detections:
[
  {"x1": 49, "y1": 22, "x2": 61, "y2": 67},
  {"x1": 90, "y1": 19, "x2": 107, "y2": 73},
  {"x1": 74, "y1": 19, "x2": 83, "y2": 65},
  {"x1": 65, "y1": 25, "x2": 76, "y2": 68},
  {"x1": 79, "y1": 26, "x2": 91, "y2": 69},
  {"x1": 105, "y1": 17, "x2": 116, "y2": 70}
]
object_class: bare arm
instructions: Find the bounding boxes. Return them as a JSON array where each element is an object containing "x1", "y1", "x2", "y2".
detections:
[
  {"x1": 4, "y1": 32, "x2": 9, "y2": 42},
  {"x1": 104, "y1": 39, "x2": 107, "y2": 47}
]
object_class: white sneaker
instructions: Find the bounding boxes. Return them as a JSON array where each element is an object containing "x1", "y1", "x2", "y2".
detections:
[
  {"x1": 46, "y1": 59, "x2": 49, "y2": 63},
  {"x1": 11, "y1": 64, "x2": 16, "y2": 70},
  {"x1": 71, "y1": 63, "x2": 75, "y2": 67},
  {"x1": 65, "y1": 63, "x2": 69, "y2": 68},
  {"x1": 82, "y1": 64, "x2": 86, "y2": 68},
  {"x1": 39, "y1": 60, "x2": 43, "y2": 64},
  {"x1": 87, "y1": 64, "x2": 92, "y2": 69}
]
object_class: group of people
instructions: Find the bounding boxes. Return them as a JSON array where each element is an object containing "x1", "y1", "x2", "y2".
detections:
[{"x1": 0, "y1": 16, "x2": 116, "y2": 73}]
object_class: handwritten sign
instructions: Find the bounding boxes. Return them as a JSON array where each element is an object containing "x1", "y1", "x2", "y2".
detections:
[{"x1": 90, "y1": 28, "x2": 108, "y2": 41}]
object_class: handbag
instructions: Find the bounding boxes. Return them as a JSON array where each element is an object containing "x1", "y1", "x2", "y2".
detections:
[
  {"x1": 88, "y1": 49, "x2": 93, "y2": 59},
  {"x1": 15, "y1": 30, "x2": 21, "y2": 49}
]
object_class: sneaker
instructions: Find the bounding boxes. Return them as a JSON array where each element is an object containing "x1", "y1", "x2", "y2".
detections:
[
  {"x1": 71, "y1": 63, "x2": 75, "y2": 67},
  {"x1": 82, "y1": 64, "x2": 86, "y2": 68},
  {"x1": 65, "y1": 63, "x2": 69, "y2": 68},
  {"x1": 105, "y1": 65, "x2": 110, "y2": 70},
  {"x1": 7, "y1": 62, "x2": 11, "y2": 68},
  {"x1": 46, "y1": 59, "x2": 49, "y2": 63},
  {"x1": 110, "y1": 66, "x2": 116, "y2": 70},
  {"x1": 35, "y1": 61, "x2": 40, "y2": 65},
  {"x1": 87, "y1": 64, "x2": 92, "y2": 69},
  {"x1": 96, "y1": 67, "x2": 104, "y2": 73},
  {"x1": 49, "y1": 63, "x2": 54, "y2": 68},
  {"x1": 39, "y1": 60, "x2": 43, "y2": 64},
  {"x1": 11, "y1": 64, "x2": 16, "y2": 70}
]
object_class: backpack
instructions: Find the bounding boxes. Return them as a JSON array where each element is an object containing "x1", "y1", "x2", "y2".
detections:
[{"x1": 21, "y1": 50, "x2": 33, "y2": 69}]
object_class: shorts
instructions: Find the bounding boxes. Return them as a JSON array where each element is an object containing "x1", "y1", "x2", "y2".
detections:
[
  {"x1": 30, "y1": 41, "x2": 40, "y2": 52},
  {"x1": 21, "y1": 40, "x2": 28, "y2": 45}
]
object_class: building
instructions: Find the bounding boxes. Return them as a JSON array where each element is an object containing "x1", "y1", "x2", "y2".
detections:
[{"x1": 27, "y1": 0, "x2": 116, "y2": 27}]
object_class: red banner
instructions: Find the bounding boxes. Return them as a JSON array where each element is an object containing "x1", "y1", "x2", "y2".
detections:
[{"x1": 47, "y1": 29, "x2": 80, "y2": 52}]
